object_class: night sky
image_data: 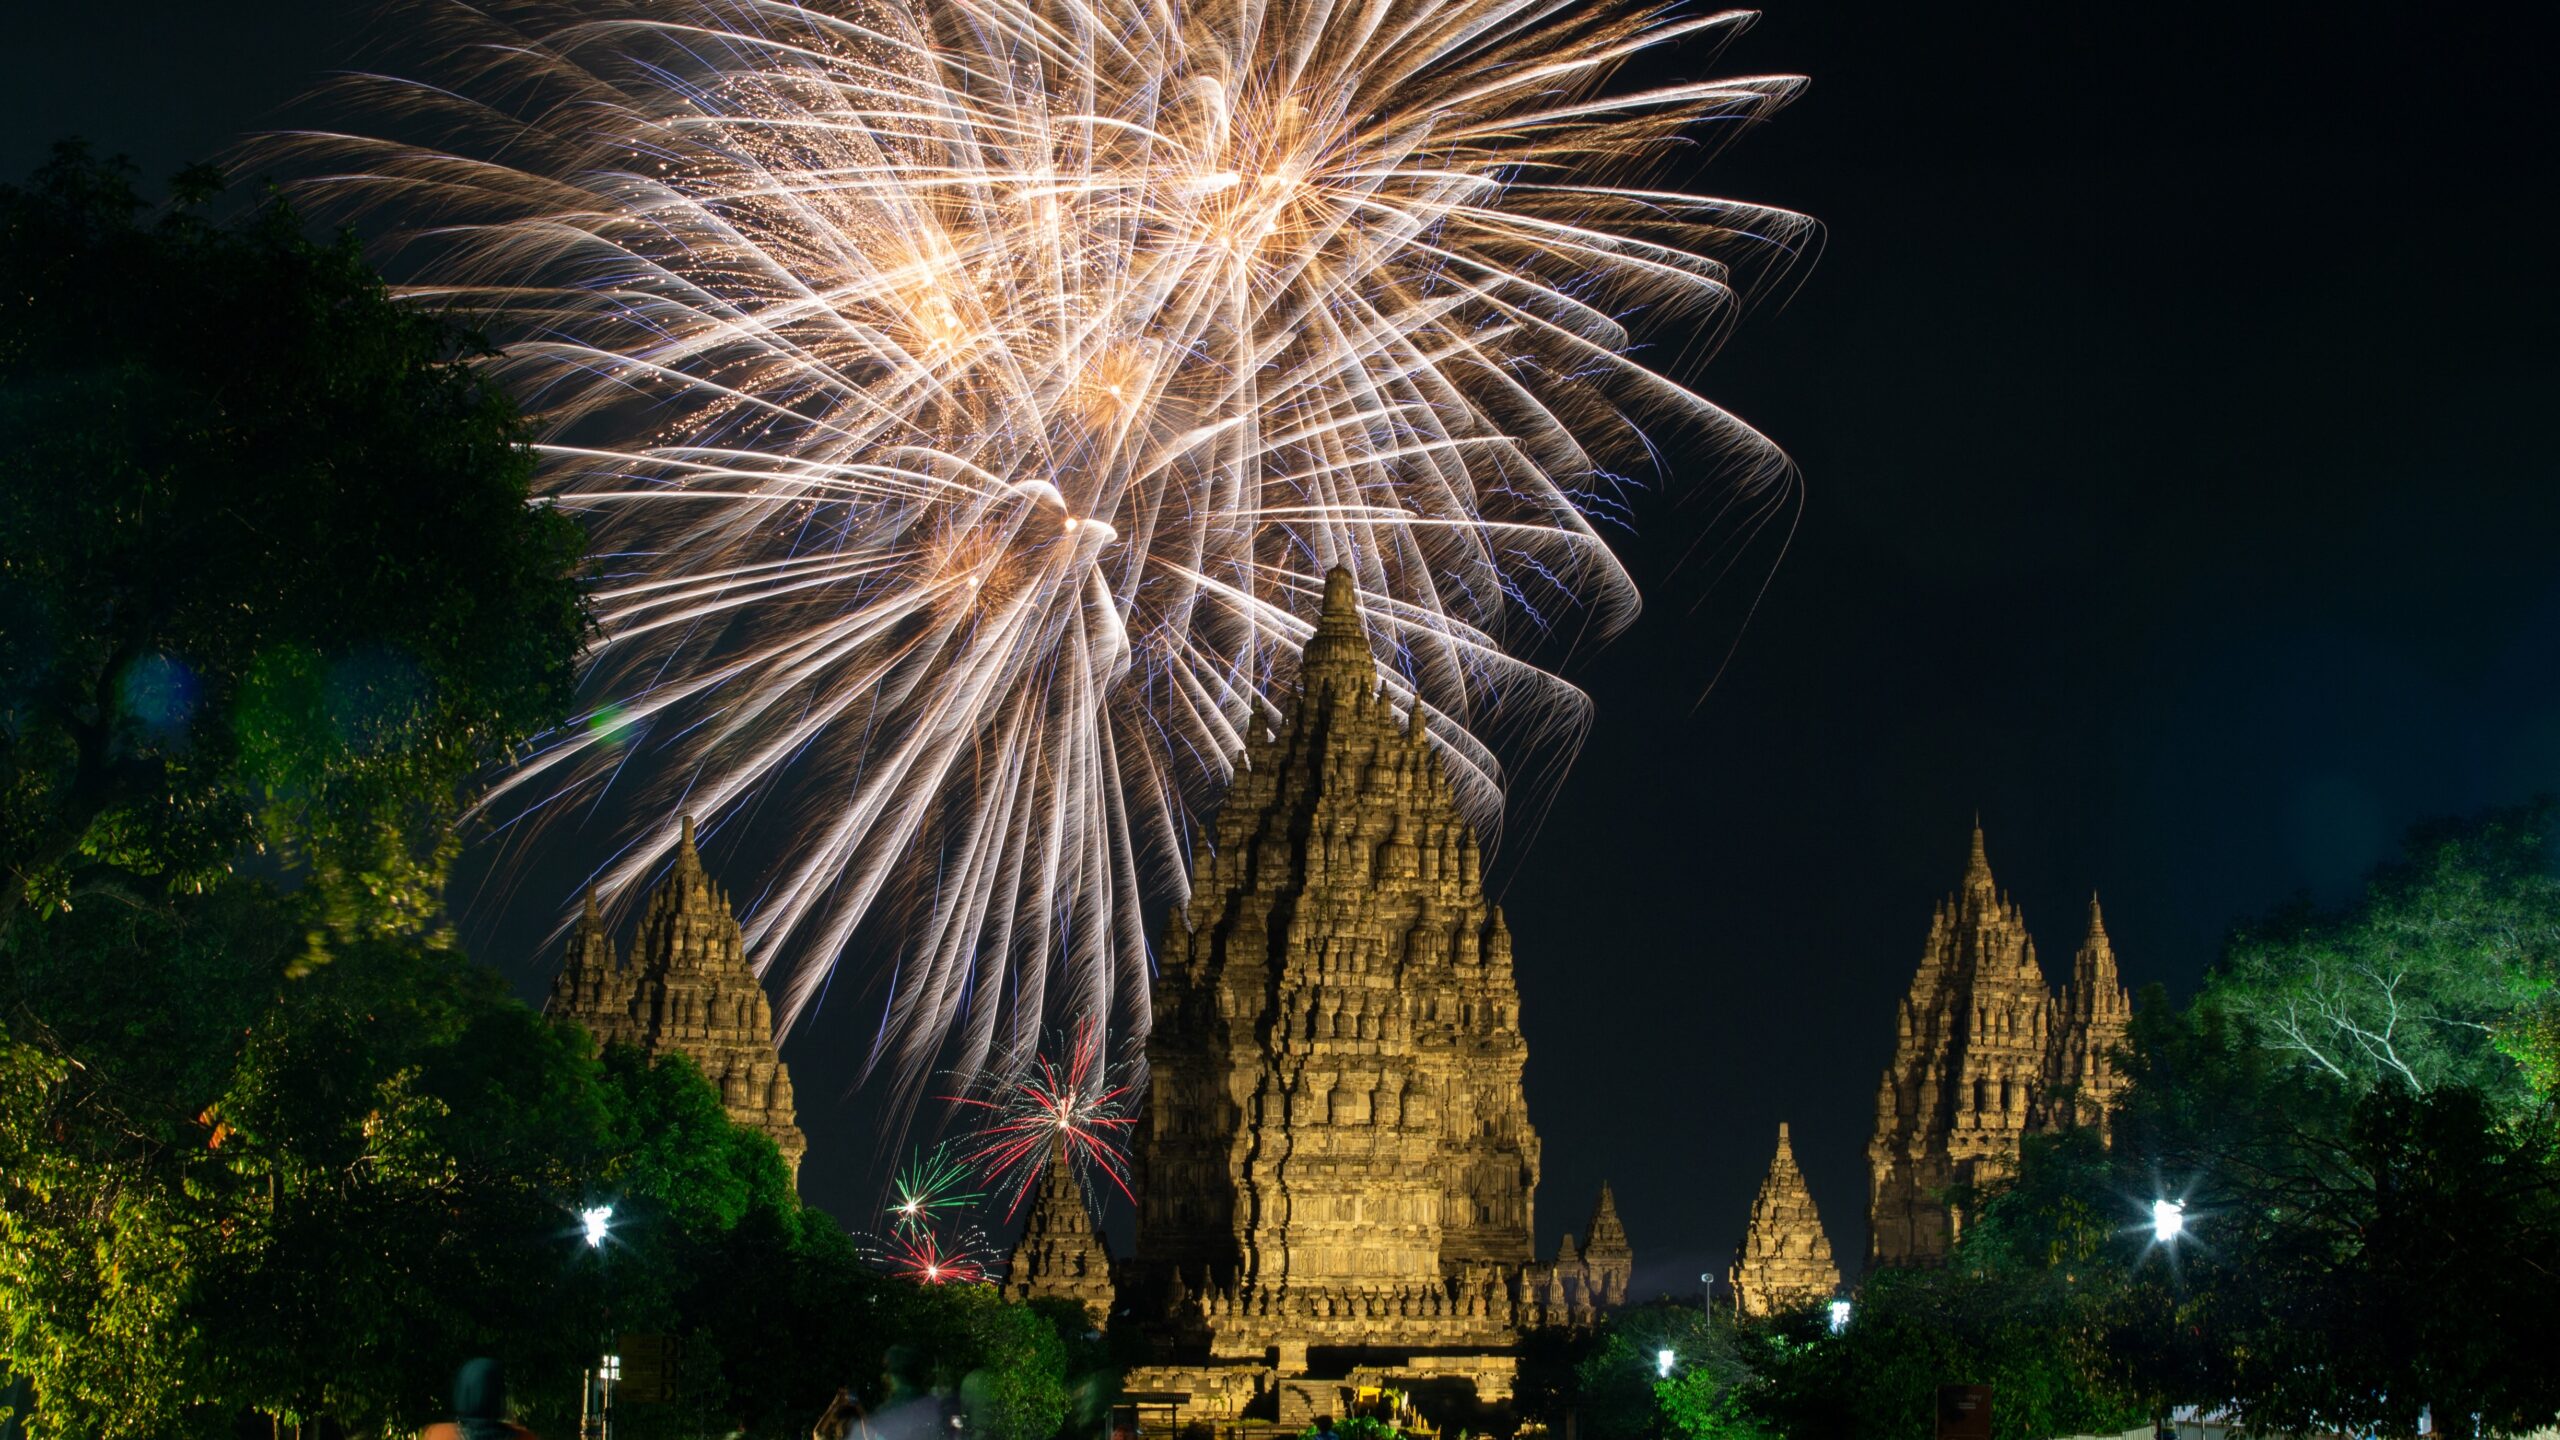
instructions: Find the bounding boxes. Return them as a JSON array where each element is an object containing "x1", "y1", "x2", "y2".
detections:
[{"x1": 13, "y1": 2, "x2": 2555, "y2": 1296}]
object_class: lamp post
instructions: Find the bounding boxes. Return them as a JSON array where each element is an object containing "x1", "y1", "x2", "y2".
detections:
[{"x1": 577, "y1": 1205, "x2": 618, "y2": 1440}]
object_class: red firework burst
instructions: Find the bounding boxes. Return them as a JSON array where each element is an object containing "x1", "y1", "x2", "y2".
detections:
[
  {"x1": 882, "y1": 1225, "x2": 990, "y2": 1285},
  {"x1": 952, "y1": 1020, "x2": 1135, "y2": 1217}
]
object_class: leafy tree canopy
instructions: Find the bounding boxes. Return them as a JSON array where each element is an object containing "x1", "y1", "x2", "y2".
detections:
[
  {"x1": 0, "y1": 143, "x2": 588, "y2": 953},
  {"x1": 2105, "y1": 999, "x2": 2560, "y2": 1438},
  {"x1": 2203, "y1": 801, "x2": 2560, "y2": 1111}
]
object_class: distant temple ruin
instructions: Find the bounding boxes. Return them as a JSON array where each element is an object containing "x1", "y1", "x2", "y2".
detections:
[
  {"x1": 1865, "y1": 825, "x2": 2131, "y2": 1268},
  {"x1": 1729, "y1": 1124, "x2": 1840, "y2": 1316},
  {"x1": 545, "y1": 817, "x2": 808, "y2": 1184},
  {"x1": 1002, "y1": 1142, "x2": 1117, "y2": 1324}
]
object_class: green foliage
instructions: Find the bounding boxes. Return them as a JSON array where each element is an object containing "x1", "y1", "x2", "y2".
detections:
[
  {"x1": 0, "y1": 143, "x2": 589, "y2": 950},
  {"x1": 0, "y1": 886, "x2": 610, "y2": 1437},
  {"x1": 1295, "y1": 1418, "x2": 1403, "y2": 1440},
  {"x1": 0, "y1": 142, "x2": 1097, "y2": 1440},
  {"x1": 2105, "y1": 999, "x2": 2560, "y2": 1437},
  {"x1": 904, "y1": 1284, "x2": 1070, "y2": 1440},
  {"x1": 1519, "y1": 1303, "x2": 1763, "y2": 1440},
  {"x1": 1748, "y1": 1248, "x2": 2143, "y2": 1440},
  {"x1": 1651, "y1": 1366, "x2": 1771, "y2": 1440},
  {"x1": 0, "y1": 887, "x2": 1064, "y2": 1440},
  {"x1": 2203, "y1": 802, "x2": 2560, "y2": 1113}
]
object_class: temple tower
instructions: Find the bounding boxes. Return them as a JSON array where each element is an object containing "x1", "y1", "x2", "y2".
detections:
[
  {"x1": 1003, "y1": 1143, "x2": 1117, "y2": 1323},
  {"x1": 1127, "y1": 567, "x2": 1588, "y2": 1423},
  {"x1": 2044, "y1": 896, "x2": 2133, "y2": 1135},
  {"x1": 545, "y1": 817, "x2": 809, "y2": 1183},
  {"x1": 1577, "y1": 1185, "x2": 1633, "y2": 1310},
  {"x1": 1729, "y1": 1124, "x2": 1839, "y2": 1317},
  {"x1": 1866, "y1": 824, "x2": 2132, "y2": 1269}
]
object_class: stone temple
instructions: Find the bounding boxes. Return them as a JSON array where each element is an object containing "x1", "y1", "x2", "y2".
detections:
[
  {"x1": 1728, "y1": 1123, "x2": 1840, "y2": 1317},
  {"x1": 545, "y1": 817, "x2": 808, "y2": 1184},
  {"x1": 1106, "y1": 567, "x2": 1627, "y2": 1428},
  {"x1": 1002, "y1": 1141, "x2": 1117, "y2": 1324},
  {"x1": 1865, "y1": 825, "x2": 2130, "y2": 1268}
]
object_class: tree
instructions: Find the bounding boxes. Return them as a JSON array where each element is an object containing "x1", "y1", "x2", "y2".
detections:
[
  {"x1": 2204, "y1": 802, "x2": 2560, "y2": 1114},
  {"x1": 902, "y1": 1284, "x2": 1070, "y2": 1440},
  {"x1": 1747, "y1": 1130, "x2": 2148, "y2": 1440},
  {"x1": 1518, "y1": 1303, "x2": 1765, "y2": 1440},
  {"x1": 2105, "y1": 998, "x2": 2560, "y2": 1438},
  {"x1": 0, "y1": 888, "x2": 628, "y2": 1438},
  {"x1": 0, "y1": 144, "x2": 587, "y2": 949}
]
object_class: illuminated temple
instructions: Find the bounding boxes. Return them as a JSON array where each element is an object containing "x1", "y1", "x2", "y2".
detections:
[
  {"x1": 1109, "y1": 567, "x2": 1628, "y2": 1428},
  {"x1": 545, "y1": 817, "x2": 808, "y2": 1184},
  {"x1": 1866, "y1": 825, "x2": 2131, "y2": 1268}
]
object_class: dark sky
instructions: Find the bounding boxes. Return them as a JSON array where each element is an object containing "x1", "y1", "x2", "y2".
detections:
[{"x1": 14, "y1": 2, "x2": 2555, "y2": 1294}]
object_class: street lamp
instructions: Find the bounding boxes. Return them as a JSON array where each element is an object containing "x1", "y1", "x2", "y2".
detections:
[
  {"x1": 2150, "y1": 1198, "x2": 2185, "y2": 1245},
  {"x1": 1828, "y1": 1299, "x2": 1853, "y2": 1334},
  {"x1": 1656, "y1": 1349, "x2": 1676, "y2": 1379},
  {"x1": 581, "y1": 1204, "x2": 614, "y2": 1249}
]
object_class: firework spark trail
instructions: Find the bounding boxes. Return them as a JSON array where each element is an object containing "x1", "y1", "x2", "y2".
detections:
[
  {"x1": 888, "y1": 1143, "x2": 985, "y2": 1237},
  {"x1": 952, "y1": 1021, "x2": 1136, "y2": 1218},
  {"x1": 872, "y1": 1221, "x2": 994, "y2": 1285},
  {"x1": 276, "y1": 0, "x2": 1809, "y2": 1101}
]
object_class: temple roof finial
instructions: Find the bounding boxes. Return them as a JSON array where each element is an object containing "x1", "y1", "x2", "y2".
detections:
[
  {"x1": 670, "y1": 813, "x2": 711, "y2": 891},
  {"x1": 1964, "y1": 816, "x2": 1994, "y2": 894},
  {"x1": 1298, "y1": 565, "x2": 1376, "y2": 692}
]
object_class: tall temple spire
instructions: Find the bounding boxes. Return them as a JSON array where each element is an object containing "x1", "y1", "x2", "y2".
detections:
[
  {"x1": 1127, "y1": 555, "x2": 1575, "y2": 1421},
  {"x1": 667, "y1": 812, "x2": 715, "y2": 904},
  {"x1": 1731, "y1": 1122, "x2": 1839, "y2": 1316},
  {"x1": 1297, "y1": 564, "x2": 1378, "y2": 696}
]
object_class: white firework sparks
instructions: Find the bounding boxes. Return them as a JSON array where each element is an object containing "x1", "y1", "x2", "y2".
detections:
[{"x1": 278, "y1": 0, "x2": 1809, "y2": 1097}]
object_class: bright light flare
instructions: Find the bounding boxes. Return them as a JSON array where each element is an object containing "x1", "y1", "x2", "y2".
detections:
[
  {"x1": 580, "y1": 1204, "x2": 613, "y2": 1249},
  {"x1": 2151, "y1": 1198, "x2": 2186, "y2": 1244},
  {"x1": 1656, "y1": 1348, "x2": 1677, "y2": 1378}
]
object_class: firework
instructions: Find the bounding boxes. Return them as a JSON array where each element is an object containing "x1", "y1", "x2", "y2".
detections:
[
  {"x1": 873, "y1": 1222, "x2": 993, "y2": 1285},
  {"x1": 887, "y1": 1142, "x2": 983, "y2": 1237},
  {"x1": 278, "y1": 0, "x2": 1809, "y2": 1093},
  {"x1": 954, "y1": 1022, "x2": 1135, "y2": 1217}
]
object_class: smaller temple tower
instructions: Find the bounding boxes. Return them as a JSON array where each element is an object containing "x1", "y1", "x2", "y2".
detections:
[
  {"x1": 1522, "y1": 1185, "x2": 1633, "y2": 1326},
  {"x1": 1003, "y1": 1143, "x2": 1117, "y2": 1324},
  {"x1": 2043, "y1": 896, "x2": 2133, "y2": 1135},
  {"x1": 1866, "y1": 824, "x2": 2135, "y2": 1269},
  {"x1": 1729, "y1": 1124, "x2": 1839, "y2": 1317},
  {"x1": 545, "y1": 817, "x2": 809, "y2": 1183},
  {"x1": 1579, "y1": 1185, "x2": 1634, "y2": 1309}
]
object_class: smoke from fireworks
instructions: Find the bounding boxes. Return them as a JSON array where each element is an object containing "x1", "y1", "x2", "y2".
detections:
[
  {"x1": 954, "y1": 1022, "x2": 1135, "y2": 1217},
  {"x1": 279, "y1": 0, "x2": 1808, "y2": 1094}
]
